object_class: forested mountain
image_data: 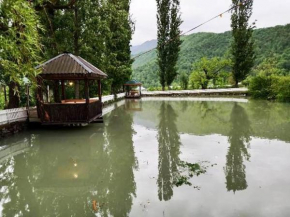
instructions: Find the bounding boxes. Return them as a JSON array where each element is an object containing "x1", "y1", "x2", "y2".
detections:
[{"x1": 132, "y1": 24, "x2": 290, "y2": 87}]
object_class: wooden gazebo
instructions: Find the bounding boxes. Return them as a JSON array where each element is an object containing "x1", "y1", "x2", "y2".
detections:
[
  {"x1": 124, "y1": 80, "x2": 142, "y2": 99},
  {"x1": 35, "y1": 53, "x2": 107, "y2": 125}
]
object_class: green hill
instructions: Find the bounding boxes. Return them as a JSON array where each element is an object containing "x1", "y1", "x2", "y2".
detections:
[{"x1": 132, "y1": 24, "x2": 290, "y2": 87}]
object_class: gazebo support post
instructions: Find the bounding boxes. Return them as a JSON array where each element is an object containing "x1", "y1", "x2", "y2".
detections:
[
  {"x1": 36, "y1": 76, "x2": 44, "y2": 119},
  {"x1": 139, "y1": 85, "x2": 141, "y2": 96},
  {"x1": 85, "y1": 79, "x2": 89, "y2": 104},
  {"x1": 61, "y1": 80, "x2": 65, "y2": 100},
  {"x1": 53, "y1": 80, "x2": 60, "y2": 103},
  {"x1": 98, "y1": 79, "x2": 102, "y2": 102},
  {"x1": 85, "y1": 79, "x2": 90, "y2": 122}
]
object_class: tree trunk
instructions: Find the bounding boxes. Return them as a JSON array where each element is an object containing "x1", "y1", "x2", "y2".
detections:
[
  {"x1": 8, "y1": 81, "x2": 20, "y2": 109},
  {"x1": 74, "y1": 4, "x2": 80, "y2": 98},
  {"x1": 234, "y1": 80, "x2": 239, "y2": 88},
  {"x1": 4, "y1": 85, "x2": 7, "y2": 105},
  {"x1": 162, "y1": 86, "x2": 165, "y2": 91}
]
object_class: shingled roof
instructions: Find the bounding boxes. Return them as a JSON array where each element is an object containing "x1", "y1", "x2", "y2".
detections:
[
  {"x1": 36, "y1": 53, "x2": 107, "y2": 79},
  {"x1": 124, "y1": 80, "x2": 142, "y2": 86}
]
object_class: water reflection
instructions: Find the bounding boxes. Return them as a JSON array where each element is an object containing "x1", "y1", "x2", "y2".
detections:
[
  {"x1": 225, "y1": 103, "x2": 251, "y2": 192},
  {"x1": 0, "y1": 105, "x2": 136, "y2": 217},
  {"x1": 124, "y1": 99, "x2": 143, "y2": 111},
  {"x1": 1, "y1": 99, "x2": 290, "y2": 216},
  {"x1": 104, "y1": 106, "x2": 137, "y2": 217},
  {"x1": 157, "y1": 102, "x2": 181, "y2": 201}
]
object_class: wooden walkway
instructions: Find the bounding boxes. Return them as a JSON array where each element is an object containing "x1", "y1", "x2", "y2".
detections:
[{"x1": 142, "y1": 88, "x2": 248, "y2": 97}]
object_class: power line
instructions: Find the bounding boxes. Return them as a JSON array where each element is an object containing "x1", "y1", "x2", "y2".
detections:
[{"x1": 132, "y1": 2, "x2": 246, "y2": 60}]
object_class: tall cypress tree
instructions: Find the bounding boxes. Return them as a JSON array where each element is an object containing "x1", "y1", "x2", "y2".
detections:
[
  {"x1": 156, "y1": 0, "x2": 170, "y2": 91},
  {"x1": 156, "y1": 0, "x2": 182, "y2": 90},
  {"x1": 231, "y1": 0, "x2": 255, "y2": 87},
  {"x1": 166, "y1": 0, "x2": 182, "y2": 88}
]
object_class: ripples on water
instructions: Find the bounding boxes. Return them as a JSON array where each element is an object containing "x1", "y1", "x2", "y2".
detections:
[{"x1": 0, "y1": 98, "x2": 290, "y2": 217}]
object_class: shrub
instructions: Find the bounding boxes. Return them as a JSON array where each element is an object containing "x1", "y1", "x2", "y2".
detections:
[
  {"x1": 179, "y1": 72, "x2": 189, "y2": 90},
  {"x1": 249, "y1": 75, "x2": 290, "y2": 102},
  {"x1": 249, "y1": 75, "x2": 274, "y2": 99},
  {"x1": 272, "y1": 76, "x2": 290, "y2": 102},
  {"x1": 147, "y1": 86, "x2": 163, "y2": 91},
  {"x1": 189, "y1": 71, "x2": 207, "y2": 89}
]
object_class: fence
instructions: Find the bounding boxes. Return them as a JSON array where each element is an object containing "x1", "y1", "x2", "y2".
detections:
[{"x1": 0, "y1": 108, "x2": 28, "y2": 126}]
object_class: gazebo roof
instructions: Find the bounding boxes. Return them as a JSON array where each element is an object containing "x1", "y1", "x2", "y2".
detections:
[
  {"x1": 124, "y1": 80, "x2": 142, "y2": 86},
  {"x1": 36, "y1": 53, "x2": 108, "y2": 80}
]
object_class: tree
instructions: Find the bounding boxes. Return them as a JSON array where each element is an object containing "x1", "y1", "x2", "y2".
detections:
[
  {"x1": 0, "y1": 0, "x2": 41, "y2": 108},
  {"x1": 156, "y1": 0, "x2": 170, "y2": 91},
  {"x1": 231, "y1": 0, "x2": 255, "y2": 87},
  {"x1": 166, "y1": 0, "x2": 182, "y2": 88},
  {"x1": 189, "y1": 57, "x2": 231, "y2": 89},
  {"x1": 106, "y1": 0, "x2": 134, "y2": 95},
  {"x1": 156, "y1": 0, "x2": 181, "y2": 90},
  {"x1": 253, "y1": 55, "x2": 286, "y2": 76}
]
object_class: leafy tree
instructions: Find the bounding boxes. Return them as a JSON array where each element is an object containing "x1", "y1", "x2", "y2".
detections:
[
  {"x1": 252, "y1": 55, "x2": 286, "y2": 76},
  {"x1": 231, "y1": 0, "x2": 255, "y2": 87},
  {"x1": 189, "y1": 57, "x2": 231, "y2": 89},
  {"x1": 0, "y1": 0, "x2": 41, "y2": 108},
  {"x1": 106, "y1": 0, "x2": 134, "y2": 95}
]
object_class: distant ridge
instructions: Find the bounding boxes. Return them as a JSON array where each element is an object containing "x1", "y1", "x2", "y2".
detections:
[{"x1": 131, "y1": 39, "x2": 157, "y2": 55}]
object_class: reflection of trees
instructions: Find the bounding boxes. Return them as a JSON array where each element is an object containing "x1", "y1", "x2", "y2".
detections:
[
  {"x1": 105, "y1": 105, "x2": 137, "y2": 217},
  {"x1": 225, "y1": 103, "x2": 251, "y2": 192},
  {"x1": 157, "y1": 102, "x2": 181, "y2": 201},
  {"x1": 0, "y1": 135, "x2": 40, "y2": 217},
  {"x1": 0, "y1": 106, "x2": 136, "y2": 217}
]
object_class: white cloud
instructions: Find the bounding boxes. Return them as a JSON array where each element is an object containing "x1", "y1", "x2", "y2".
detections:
[{"x1": 130, "y1": 0, "x2": 290, "y2": 46}]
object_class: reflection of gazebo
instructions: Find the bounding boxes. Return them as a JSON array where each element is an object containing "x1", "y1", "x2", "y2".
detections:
[
  {"x1": 124, "y1": 80, "x2": 142, "y2": 99},
  {"x1": 35, "y1": 53, "x2": 107, "y2": 125},
  {"x1": 125, "y1": 99, "x2": 142, "y2": 111}
]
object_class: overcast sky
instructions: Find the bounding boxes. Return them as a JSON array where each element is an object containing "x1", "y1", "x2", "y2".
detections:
[{"x1": 130, "y1": 0, "x2": 290, "y2": 46}]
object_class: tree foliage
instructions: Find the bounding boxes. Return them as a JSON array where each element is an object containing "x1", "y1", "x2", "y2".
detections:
[
  {"x1": 156, "y1": 0, "x2": 182, "y2": 90},
  {"x1": 231, "y1": 0, "x2": 255, "y2": 86},
  {"x1": 106, "y1": 0, "x2": 134, "y2": 94},
  {"x1": 0, "y1": 0, "x2": 135, "y2": 109},
  {"x1": 166, "y1": 0, "x2": 182, "y2": 87},
  {"x1": 0, "y1": 0, "x2": 42, "y2": 108},
  {"x1": 189, "y1": 57, "x2": 231, "y2": 89}
]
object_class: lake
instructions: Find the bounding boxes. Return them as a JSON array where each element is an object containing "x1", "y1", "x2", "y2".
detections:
[{"x1": 0, "y1": 98, "x2": 290, "y2": 217}]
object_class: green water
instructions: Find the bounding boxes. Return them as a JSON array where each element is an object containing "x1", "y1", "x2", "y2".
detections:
[{"x1": 0, "y1": 98, "x2": 290, "y2": 217}]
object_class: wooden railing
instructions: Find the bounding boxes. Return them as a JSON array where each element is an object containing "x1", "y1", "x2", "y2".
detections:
[
  {"x1": 89, "y1": 101, "x2": 102, "y2": 120},
  {"x1": 40, "y1": 103, "x2": 88, "y2": 123},
  {"x1": 40, "y1": 101, "x2": 102, "y2": 124},
  {"x1": 0, "y1": 92, "x2": 126, "y2": 126}
]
